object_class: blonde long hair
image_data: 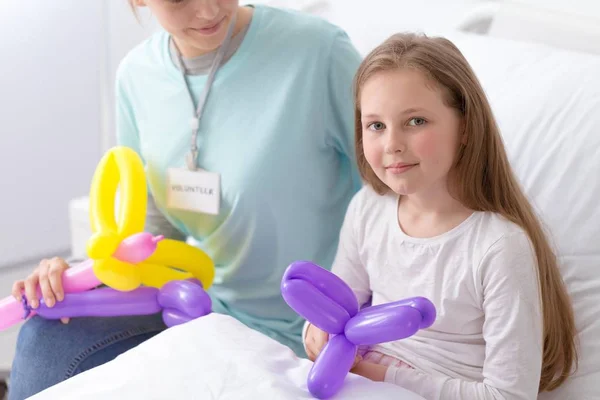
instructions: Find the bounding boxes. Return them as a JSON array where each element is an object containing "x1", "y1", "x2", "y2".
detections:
[{"x1": 354, "y1": 33, "x2": 577, "y2": 392}]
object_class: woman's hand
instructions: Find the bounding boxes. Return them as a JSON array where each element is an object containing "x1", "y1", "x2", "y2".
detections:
[{"x1": 12, "y1": 257, "x2": 71, "y2": 324}]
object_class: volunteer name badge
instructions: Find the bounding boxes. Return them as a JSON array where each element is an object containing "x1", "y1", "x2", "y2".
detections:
[{"x1": 167, "y1": 167, "x2": 220, "y2": 215}]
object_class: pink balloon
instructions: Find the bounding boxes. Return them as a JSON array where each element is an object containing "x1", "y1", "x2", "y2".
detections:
[
  {"x1": 0, "y1": 232, "x2": 195, "y2": 332},
  {"x1": 61, "y1": 259, "x2": 102, "y2": 293},
  {"x1": 112, "y1": 232, "x2": 164, "y2": 263},
  {"x1": 0, "y1": 259, "x2": 101, "y2": 331},
  {"x1": 0, "y1": 296, "x2": 27, "y2": 331}
]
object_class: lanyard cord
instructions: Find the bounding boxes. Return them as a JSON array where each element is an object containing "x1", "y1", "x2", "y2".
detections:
[{"x1": 173, "y1": 12, "x2": 238, "y2": 170}]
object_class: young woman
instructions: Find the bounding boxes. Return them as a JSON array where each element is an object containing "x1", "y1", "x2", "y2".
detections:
[{"x1": 9, "y1": 1, "x2": 362, "y2": 398}]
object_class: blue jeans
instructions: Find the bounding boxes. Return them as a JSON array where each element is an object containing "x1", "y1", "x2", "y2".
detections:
[{"x1": 8, "y1": 314, "x2": 166, "y2": 400}]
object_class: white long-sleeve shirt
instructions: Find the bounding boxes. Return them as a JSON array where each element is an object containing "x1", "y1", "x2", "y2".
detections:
[{"x1": 311, "y1": 186, "x2": 543, "y2": 400}]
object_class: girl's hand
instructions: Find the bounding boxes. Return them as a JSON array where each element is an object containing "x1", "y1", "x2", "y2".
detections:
[
  {"x1": 12, "y1": 257, "x2": 71, "y2": 324},
  {"x1": 351, "y1": 361, "x2": 388, "y2": 382},
  {"x1": 305, "y1": 323, "x2": 362, "y2": 367},
  {"x1": 305, "y1": 323, "x2": 329, "y2": 361}
]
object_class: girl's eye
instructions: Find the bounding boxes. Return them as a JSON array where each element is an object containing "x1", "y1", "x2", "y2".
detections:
[
  {"x1": 408, "y1": 117, "x2": 426, "y2": 127},
  {"x1": 367, "y1": 122, "x2": 386, "y2": 131}
]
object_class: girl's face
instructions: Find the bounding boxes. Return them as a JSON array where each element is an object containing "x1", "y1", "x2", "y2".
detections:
[
  {"x1": 136, "y1": 0, "x2": 240, "y2": 57},
  {"x1": 360, "y1": 68, "x2": 463, "y2": 196}
]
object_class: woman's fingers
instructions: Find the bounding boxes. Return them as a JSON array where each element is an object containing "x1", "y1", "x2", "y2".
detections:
[
  {"x1": 12, "y1": 280, "x2": 25, "y2": 301},
  {"x1": 48, "y1": 257, "x2": 68, "y2": 302},
  {"x1": 24, "y1": 269, "x2": 42, "y2": 309},
  {"x1": 38, "y1": 260, "x2": 55, "y2": 307}
]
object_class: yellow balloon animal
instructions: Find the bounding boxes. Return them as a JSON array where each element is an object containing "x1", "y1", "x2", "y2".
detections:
[{"x1": 86, "y1": 146, "x2": 214, "y2": 292}]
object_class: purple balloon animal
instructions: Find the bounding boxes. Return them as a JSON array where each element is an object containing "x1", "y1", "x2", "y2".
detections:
[
  {"x1": 281, "y1": 261, "x2": 436, "y2": 399},
  {"x1": 27, "y1": 279, "x2": 212, "y2": 328}
]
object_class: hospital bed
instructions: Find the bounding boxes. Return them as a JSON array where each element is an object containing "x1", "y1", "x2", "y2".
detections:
[{"x1": 30, "y1": 1, "x2": 600, "y2": 399}]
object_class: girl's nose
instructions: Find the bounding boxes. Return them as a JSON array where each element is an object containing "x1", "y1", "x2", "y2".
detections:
[{"x1": 384, "y1": 131, "x2": 405, "y2": 154}]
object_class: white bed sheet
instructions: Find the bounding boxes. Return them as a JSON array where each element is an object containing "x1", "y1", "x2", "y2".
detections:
[{"x1": 30, "y1": 314, "x2": 425, "y2": 400}]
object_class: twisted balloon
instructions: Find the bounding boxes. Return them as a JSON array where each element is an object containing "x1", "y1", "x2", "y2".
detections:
[{"x1": 281, "y1": 261, "x2": 436, "y2": 399}]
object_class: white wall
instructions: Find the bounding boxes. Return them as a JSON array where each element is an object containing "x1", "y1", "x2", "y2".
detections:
[
  {"x1": 0, "y1": 1, "x2": 104, "y2": 268},
  {"x1": 517, "y1": 0, "x2": 600, "y2": 17},
  {"x1": 0, "y1": 1, "x2": 160, "y2": 269},
  {"x1": 101, "y1": 1, "x2": 160, "y2": 151},
  {"x1": 0, "y1": 0, "x2": 160, "y2": 374},
  {"x1": 322, "y1": 0, "x2": 483, "y2": 54},
  {"x1": 246, "y1": 0, "x2": 483, "y2": 56}
]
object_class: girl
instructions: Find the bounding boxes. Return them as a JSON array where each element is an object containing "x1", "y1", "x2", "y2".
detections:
[
  {"x1": 305, "y1": 33, "x2": 577, "y2": 399},
  {"x1": 10, "y1": 1, "x2": 362, "y2": 398}
]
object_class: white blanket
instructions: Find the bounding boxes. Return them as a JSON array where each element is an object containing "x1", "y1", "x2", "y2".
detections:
[{"x1": 31, "y1": 314, "x2": 425, "y2": 400}]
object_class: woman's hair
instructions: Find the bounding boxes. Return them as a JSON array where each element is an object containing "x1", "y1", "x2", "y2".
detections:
[{"x1": 353, "y1": 32, "x2": 577, "y2": 392}]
